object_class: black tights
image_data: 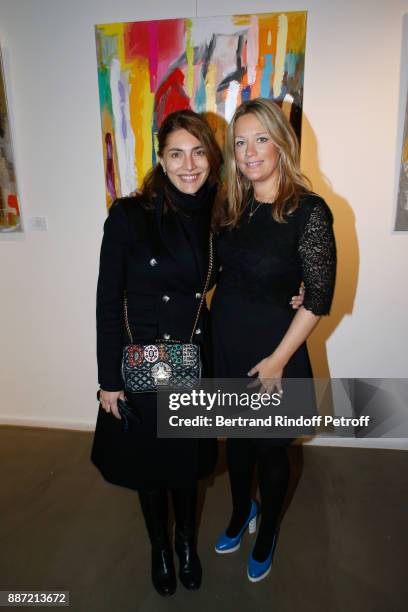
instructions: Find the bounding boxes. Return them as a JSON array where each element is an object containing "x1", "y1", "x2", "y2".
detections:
[{"x1": 226, "y1": 439, "x2": 290, "y2": 562}]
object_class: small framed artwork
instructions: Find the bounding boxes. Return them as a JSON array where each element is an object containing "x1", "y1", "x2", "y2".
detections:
[
  {"x1": 395, "y1": 89, "x2": 408, "y2": 230},
  {"x1": 0, "y1": 46, "x2": 21, "y2": 234}
]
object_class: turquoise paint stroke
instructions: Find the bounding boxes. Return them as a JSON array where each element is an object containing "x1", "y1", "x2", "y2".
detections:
[
  {"x1": 261, "y1": 54, "x2": 273, "y2": 98},
  {"x1": 98, "y1": 69, "x2": 113, "y2": 116},
  {"x1": 196, "y1": 77, "x2": 206, "y2": 112},
  {"x1": 285, "y1": 53, "x2": 299, "y2": 78}
]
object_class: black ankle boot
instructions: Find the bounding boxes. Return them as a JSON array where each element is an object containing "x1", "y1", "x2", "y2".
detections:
[
  {"x1": 138, "y1": 489, "x2": 177, "y2": 597},
  {"x1": 175, "y1": 529, "x2": 202, "y2": 590},
  {"x1": 151, "y1": 544, "x2": 177, "y2": 596}
]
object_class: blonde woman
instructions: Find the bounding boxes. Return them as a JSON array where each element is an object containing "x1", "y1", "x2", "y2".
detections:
[{"x1": 211, "y1": 98, "x2": 336, "y2": 582}]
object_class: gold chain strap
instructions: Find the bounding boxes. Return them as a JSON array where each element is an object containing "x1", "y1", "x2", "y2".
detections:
[
  {"x1": 123, "y1": 294, "x2": 134, "y2": 344},
  {"x1": 189, "y1": 232, "x2": 213, "y2": 342},
  {"x1": 123, "y1": 232, "x2": 214, "y2": 345}
]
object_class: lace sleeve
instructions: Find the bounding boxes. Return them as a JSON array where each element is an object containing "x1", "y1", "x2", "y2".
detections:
[{"x1": 298, "y1": 199, "x2": 336, "y2": 315}]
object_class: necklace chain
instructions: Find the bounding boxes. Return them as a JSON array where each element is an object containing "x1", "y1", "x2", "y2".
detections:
[
  {"x1": 249, "y1": 200, "x2": 262, "y2": 219},
  {"x1": 248, "y1": 197, "x2": 274, "y2": 220},
  {"x1": 248, "y1": 198, "x2": 263, "y2": 218}
]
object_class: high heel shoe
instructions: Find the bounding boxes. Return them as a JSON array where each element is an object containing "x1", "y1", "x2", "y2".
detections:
[
  {"x1": 247, "y1": 529, "x2": 279, "y2": 582},
  {"x1": 215, "y1": 500, "x2": 258, "y2": 554}
]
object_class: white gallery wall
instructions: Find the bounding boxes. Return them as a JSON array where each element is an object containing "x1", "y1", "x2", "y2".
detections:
[{"x1": 0, "y1": 0, "x2": 407, "y2": 447}]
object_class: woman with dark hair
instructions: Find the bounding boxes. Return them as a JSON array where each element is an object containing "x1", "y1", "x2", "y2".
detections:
[
  {"x1": 211, "y1": 98, "x2": 336, "y2": 582},
  {"x1": 91, "y1": 109, "x2": 222, "y2": 597}
]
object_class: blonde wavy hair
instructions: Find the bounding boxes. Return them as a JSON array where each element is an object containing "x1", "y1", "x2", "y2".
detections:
[{"x1": 215, "y1": 98, "x2": 311, "y2": 228}]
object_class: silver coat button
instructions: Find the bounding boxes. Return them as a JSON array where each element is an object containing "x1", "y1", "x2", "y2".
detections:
[
  {"x1": 162, "y1": 295, "x2": 170, "y2": 302},
  {"x1": 195, "y1": 292, "x2": 202, "y2": 299},
  {"x1": 149, "y1": 258, "x2": 158, "y2": 266},
  {"x1": 195, "y1": 328, "x2": 201, "y2": 335},
  {"x1": 163, "y1": 333, "x2": 171, "y2": 340}
]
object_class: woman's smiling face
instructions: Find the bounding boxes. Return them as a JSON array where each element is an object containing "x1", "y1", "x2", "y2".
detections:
[
  {"x1": 234, "y1": 113, "x2": 280, "y2": 193},
  {"x1": 160, "y1": 128, "x2": 210, "y2": 194}
]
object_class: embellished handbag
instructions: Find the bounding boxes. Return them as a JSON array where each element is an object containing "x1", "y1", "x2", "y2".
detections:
[{"x1": 121, "y1": 234, "x2": 213, "y2": 393}]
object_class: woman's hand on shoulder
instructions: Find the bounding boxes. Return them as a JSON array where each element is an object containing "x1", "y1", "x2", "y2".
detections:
[
  {"x1": 99, "y1": 389, "x2": 124, "y2": 420},
  {"x1": 128, "y1": 188, "x2": 142, "y2": 197}
]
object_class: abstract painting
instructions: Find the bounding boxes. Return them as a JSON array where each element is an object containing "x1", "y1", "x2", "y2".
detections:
[
  {"x1": 95, "y1": 12, "x2": 307, "y2": 207},
  {"x1": 395, "y1": 90, "x2": 408, "y2": 230},
  {"x1": 0, "y1": 48, "x2": 21, "y2": 233}
]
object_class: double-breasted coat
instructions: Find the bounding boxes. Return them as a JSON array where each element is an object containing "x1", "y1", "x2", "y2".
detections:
[{"x1": 91, "y1": 193, "x2": 217, "y2": 490}]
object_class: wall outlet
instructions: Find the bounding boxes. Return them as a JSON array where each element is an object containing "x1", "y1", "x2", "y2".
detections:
[{"x1": 28, "y1": 216, "x2": 48, "y2": 231}]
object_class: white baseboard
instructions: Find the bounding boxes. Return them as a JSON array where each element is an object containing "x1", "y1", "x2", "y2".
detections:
[
  {"x1": 305, "y1": 436, "x2": 408, "y2": 450},
  {"x1": 0, "y1": 417, "x2": 407, "y2": 449},
  {"x1": 0, "y1": 415, "x2": 95, "y2": 431}
]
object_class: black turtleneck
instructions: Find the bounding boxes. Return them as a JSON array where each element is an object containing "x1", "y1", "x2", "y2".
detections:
[
  {"x1": 163, "y1": 177, "x2": 216, "y2": 282},
  {"x1": 164, "y1": 175, "x2": 216, "y2": 215}
]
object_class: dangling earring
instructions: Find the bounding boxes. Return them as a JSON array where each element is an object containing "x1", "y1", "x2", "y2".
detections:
[{"x1": 162, "y1": 166, "x2": 167, "y2": 175}]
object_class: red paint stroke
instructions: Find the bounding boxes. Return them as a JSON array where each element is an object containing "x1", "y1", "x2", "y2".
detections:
[
  {"x1": 154, "y1": 68, "x2": 190, "y2": 129},
  {"x1": 147, "y1": 22, "x2": 159, "y2": 90},
  {"x1": 105, "y1": 133, "x2": 117, "y2": 201},
  {"x1": 7, "y1": 194, "x2": 19, "y2": 216},
  {"x1": 156, "y1": 20, "x2": 185, "y2": 83},
  {"x1": 125, "y1": 22, "x2": 150, "y2": 61},
  {"x1": 124, "y1": 19, "x2": 185, "y2": 91}
]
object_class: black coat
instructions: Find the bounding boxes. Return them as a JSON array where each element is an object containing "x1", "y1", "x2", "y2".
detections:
[{"x1": 91, "y1": 194, "x2": 217, "y2": 490}]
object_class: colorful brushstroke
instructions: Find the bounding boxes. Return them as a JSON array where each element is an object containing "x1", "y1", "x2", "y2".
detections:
[
  {"x1": 95, "y1": 12, "x2": 307, "y2": 207},
  {"x1": 0, "y1": 49, "x2": 21, "y2": 233},
  {"x1": 395, "y1": 90, "x2": 408, "y2": 230}
]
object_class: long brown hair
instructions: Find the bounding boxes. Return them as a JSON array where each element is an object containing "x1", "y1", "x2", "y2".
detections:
[
  {"x1": 140, "y1": 109, "x2": 223, "y2": 210},
  {"x1": 215, "y1": 98, "x2": 311, "y2": 228}
]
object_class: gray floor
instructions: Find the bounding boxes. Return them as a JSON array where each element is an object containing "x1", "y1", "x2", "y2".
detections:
[{"x1": 0, "y1": 426, "x2": 407, "y2": 612}]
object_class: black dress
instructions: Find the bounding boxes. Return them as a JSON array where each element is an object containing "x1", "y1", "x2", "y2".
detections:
[
  {"x1": 211, "y1": 193, "x2": 336, "y2": 445},
  {"x1": 91, "y1": 181, "x2": 218, "y2": 490}
]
